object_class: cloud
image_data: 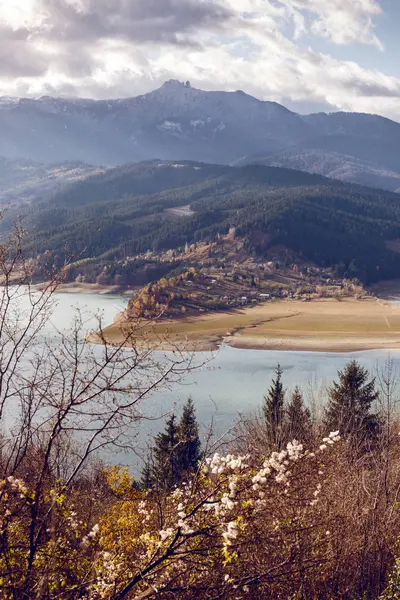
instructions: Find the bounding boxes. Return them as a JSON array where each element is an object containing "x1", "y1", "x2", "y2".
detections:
[
  {"x1": 0, "y1": 0, "x2": 237, "y2": 81},
  {"x1": 37, "y1": 0, "x2": 235, "y2": 45},
  {"x1": 0, "y1": 26, "x2": 49, "y2": 77},
  {"x1": 277, "y1": 0, "x2": 383, "y2": 48}
]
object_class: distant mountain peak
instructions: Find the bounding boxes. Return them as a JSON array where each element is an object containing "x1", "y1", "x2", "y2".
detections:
[{"x1": 161, "y1": 79, "x2": 191, "y2": 90}]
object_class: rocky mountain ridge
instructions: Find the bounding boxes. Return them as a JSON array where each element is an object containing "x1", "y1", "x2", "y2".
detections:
[{"x1": 1, "y1": 80, "x2": 400, "y2": 190}]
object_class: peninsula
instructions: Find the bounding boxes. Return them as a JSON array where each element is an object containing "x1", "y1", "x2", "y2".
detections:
[{"x1": 96, "y1": 297, "x2": 400, "y2": 353}]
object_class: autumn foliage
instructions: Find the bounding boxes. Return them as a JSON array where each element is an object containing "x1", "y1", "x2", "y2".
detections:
[{"x1": 3, "y1": 426, "x2": 400, "y2": 599}]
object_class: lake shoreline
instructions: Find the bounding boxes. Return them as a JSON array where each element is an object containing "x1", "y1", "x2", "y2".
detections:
[
  {"x1": 88, "y1": 331, "x2": 400, "y2": 354},
  {"x1": 91, "y1": 297, "x2": 400, "y2": 354},
  {"x1": 226, "y1": 335, "x2": 400, "y2": 353}
]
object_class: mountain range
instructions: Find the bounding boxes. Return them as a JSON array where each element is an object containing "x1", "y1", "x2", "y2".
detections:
[{"x1": 1, "y1": 80, "x2": 400, "y2": 192}]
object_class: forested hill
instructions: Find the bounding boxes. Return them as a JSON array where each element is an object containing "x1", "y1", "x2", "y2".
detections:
[
  {"x1": 16, "y1": 160, "x2": 400, "y2": 284},
  {"x1": 49, "y1": 160, "x2": 330, "y2": 207}
]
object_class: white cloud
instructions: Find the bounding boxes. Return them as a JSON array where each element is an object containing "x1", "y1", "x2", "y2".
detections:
[
  {"x1": 277, "y1": 0, "x2": 383, "y2": 48},
  {"x1": 0, "y1": 0, "x2": 42, "y2": 28}
]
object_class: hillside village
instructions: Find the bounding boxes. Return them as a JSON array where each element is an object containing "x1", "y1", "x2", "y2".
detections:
[{"x1": 122, "y1": 229, "x2": 366, "y2": 320}]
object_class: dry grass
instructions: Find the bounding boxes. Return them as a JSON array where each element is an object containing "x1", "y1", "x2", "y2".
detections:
[{"x1": 99, "y1": 297, "x2": 400, "y2": 352}]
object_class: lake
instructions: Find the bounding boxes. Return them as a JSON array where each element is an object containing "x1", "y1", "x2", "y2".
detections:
[
  {"x1": 10, "y1": 290, "x2": 400, "y2": 470},
  {"x1": 44, "y1": 294, "x2": 400, "y2": 456}
]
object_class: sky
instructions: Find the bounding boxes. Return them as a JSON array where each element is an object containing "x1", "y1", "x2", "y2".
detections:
[{"x1": 1, "y1": 0, "x2": 400, "y2": 118}]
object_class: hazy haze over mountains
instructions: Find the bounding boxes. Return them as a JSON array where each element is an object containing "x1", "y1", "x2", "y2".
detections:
[
  {"x1": 0, "y1": 157, "x2": 102, "y2": 205},
  {"x1": 1, "y1": 80, "x2": 400, "y2": 192}
]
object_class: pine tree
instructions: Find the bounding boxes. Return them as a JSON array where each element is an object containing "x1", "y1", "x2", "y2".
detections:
[
  {"x1": 177, "y1": 397, "x2": 202, "y2": 475},
  {"x1": 151, "y1": 414, "x2": 181, "y2": 490},
  {"x1": 263, "y1": 364, "x2": 285, "y2": 449},
  {"x1": 140, "y1": 458, "x2": 153, "y2": 490},
  {"x1": 285, "y1": 386, "x2": 312, "y2": 443},
  {"x1": 325, "y1": 360, "x2": 379, "y2": 446},
  {"x1": 147, "y1": 401, "x2": 202, "y2": 491}
]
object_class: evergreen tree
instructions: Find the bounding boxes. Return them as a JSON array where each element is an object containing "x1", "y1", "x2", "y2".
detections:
[
  {"x1": 325, "y1": 360, "x2": 379, "y2": 447},
  {"x1": 140, "y1": 458, "x2": 153, "y2": 490},
  {"x1": 151, "y1": 414, "x2": 181, "y2": 490},
  {"x1": 263, "y1": 364, "x2": 285, "y2": 449},
  {"x1": 285, "y1": 386, "x2": 312, "y2": 443},
  {"x1": 146, "y1": 400, "x2": 202, "y2": 491},
  {"x1": 177, "y1": 398, "x2": 202, "y2": 475}
]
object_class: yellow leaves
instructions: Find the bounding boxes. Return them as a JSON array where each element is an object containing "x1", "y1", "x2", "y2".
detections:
[
  {"x1": 132, "y1": 299, "x2": 143, "y2": 316},
  {"x1": 102, "y1": 466, "x2": 135, "y2": 499},
  {"x1": 236, "y1": 515, "x2": 246, "y2": 532},
  {"x1": 222, "y1": 546, "x2": 238, "y2": 565},
  {"x1": 48, "y1": 488, "x2": 67, "y2": 506},
  {"x1": 99, "y1": 503, "x2": 146, "y2": 561},
  {"x1": 56, "y1": 493, "x2": 67, "y2": 506},
  {"x1": 141, "y1": 292, "x2": 150, "y2": 305}
]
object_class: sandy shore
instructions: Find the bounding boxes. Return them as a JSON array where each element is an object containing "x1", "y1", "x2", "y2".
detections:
[
  {"x1": 92, "y1": 297, "x2": 400, "y2": 353},
  {"x1": 227, "y1": 334, "x2": 400, "y2": 353}
]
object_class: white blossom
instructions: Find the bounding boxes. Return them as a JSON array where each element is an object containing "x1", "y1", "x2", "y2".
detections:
[
  {"x1": 223, "y1": 520, "x2": 239, "y2": 546},
  {"x1": 88, "y1": 523, "x2": 99, "y2": 540},
  {"x1": 159, "y1": 528, "x2": 174, "y2": 541}
]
